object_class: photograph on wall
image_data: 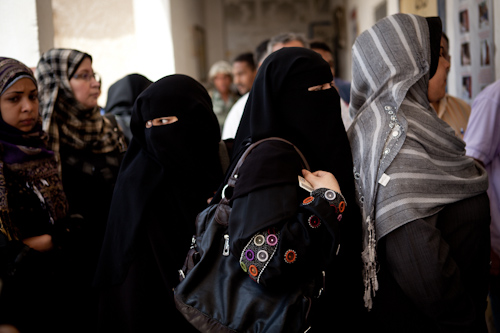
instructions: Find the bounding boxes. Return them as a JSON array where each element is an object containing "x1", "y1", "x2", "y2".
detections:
[
  {"x1": 478, "y1": 1, "x2": 489, "y2": 29},
  {"x1": 462, "y1": 76, "x2": 472, "y2": 100},
  {"x1": 460, "y1": 42, "x2": 471, "y2": 66},
  {"x1": 480, "y1": 39, "x2": 490, "y2": 66},
  {"x1": 459, "y1": 9, "x2": 469, "y2": 33},
  {"x1": 452, "y1": 0, "x2": 494, "y2": 103}
]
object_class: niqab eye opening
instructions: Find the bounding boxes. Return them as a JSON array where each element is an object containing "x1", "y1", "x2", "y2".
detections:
[
  {"x1": 145, "y1": 116, "x2": 179, "y2": 128},
  {"x1": 307, "y1": 82, "x2": 333, "y2": 92}
]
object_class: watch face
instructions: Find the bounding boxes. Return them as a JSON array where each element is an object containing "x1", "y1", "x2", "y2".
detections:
[{"x1": 325, "y1": 190, "x2": 336, "y2": 201}]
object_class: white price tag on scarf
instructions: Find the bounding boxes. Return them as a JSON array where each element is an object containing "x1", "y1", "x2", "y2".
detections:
[{"x1": 378, "y1": 173, "x2": 391, "y2": 186}]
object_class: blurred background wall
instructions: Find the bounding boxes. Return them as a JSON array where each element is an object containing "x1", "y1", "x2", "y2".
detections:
[{"x1": 0, "y1": 0, "x2": 497, "y2": 106}]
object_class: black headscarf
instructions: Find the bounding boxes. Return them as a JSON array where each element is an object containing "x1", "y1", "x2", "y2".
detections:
[
  {"x1": 94, "y1": 74, "x2": 223, "y2": 286},
  {"x1": 426, "y1": 17, "x2": 442, "y2": 79},
  {"x1": 105, "y1": 73, "x2": 153, "y2": 116},
  {"x1": 219, "y1": 47, "x2": 355, "y2": 204},
  {"x1": 105, "y1": 73, "x2": 153, "y2": 142}
]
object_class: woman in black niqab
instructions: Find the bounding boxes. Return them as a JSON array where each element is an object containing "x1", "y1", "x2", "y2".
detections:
[
  {"x1": 219, "y1": 47, "x2": 365, "y2": 331},
  {"x1": 94, "y1": 74, "x2": 222, "y2": 332},
  {"x1": 222, "y1": 47, "x2": 355, "y2": 202},
  {"x1": 105, "y1": 73, "x2": 153, "y2": 143}
]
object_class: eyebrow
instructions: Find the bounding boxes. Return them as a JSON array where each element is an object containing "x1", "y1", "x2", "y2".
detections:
[{"x1": 2, "y1": 88, "x2": 37, "y2": 95}]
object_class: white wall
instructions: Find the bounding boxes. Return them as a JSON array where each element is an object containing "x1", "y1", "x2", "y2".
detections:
[
  {"x1": 51, "y1": 0, "x2": 176, "y2": 107},
  {"x1": 0, "y1": 0, "x2": 45, "y2": 68},
  {"x1": 131, "y1": 0, "x2": 176, "y2": 81}
]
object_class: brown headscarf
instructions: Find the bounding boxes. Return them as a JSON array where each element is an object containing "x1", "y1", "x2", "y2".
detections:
[{"x1": 0, "y1": 57, "x2": 68, "y2": 240}]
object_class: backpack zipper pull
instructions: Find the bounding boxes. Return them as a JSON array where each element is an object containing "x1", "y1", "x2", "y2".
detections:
[{"x1": 223, "y1": 234, "x2": 230, "y2": 256}]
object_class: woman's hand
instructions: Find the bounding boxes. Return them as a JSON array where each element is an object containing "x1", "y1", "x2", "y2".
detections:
[
  {"x1": 22, "y1": 234, "x2": 53, "y2": 252},
  {"x1": 302, "y1": 169, "x2": 341, "y2": 193}
]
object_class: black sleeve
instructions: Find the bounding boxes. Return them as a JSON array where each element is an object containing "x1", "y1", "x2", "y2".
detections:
[
  {"x1": 384, "y1": 216, "x2": 476, "y2": 331},
  {"x1": 229, "y1": 183, "x2": 343, "y2": 290},
  {"x1": 0, "y1": 232, "x2": 41, "y2": 279}
]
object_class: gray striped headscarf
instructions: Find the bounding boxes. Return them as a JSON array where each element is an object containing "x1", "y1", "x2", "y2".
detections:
[
  {"x1": 347, "y1": 14, "x2": 488, "y2": 310},
  {"x1": 36, "y1": 49, "x2": 126, "y2": 168}
]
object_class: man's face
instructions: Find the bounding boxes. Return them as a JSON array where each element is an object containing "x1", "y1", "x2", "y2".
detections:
[
  {"x1": 232, "y1": 61, "x2": 256, "y2": 95},
  {"x1": 312, "y1": 48, "x2": 335, "y2": 77},
  {"x1": 213, "y1": 73, "x2": 232, "y2": 94}
]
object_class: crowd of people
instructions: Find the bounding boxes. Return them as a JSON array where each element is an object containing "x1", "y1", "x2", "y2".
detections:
[{"x1": 0, "y1": 12, "x2": 498, "y2": 333}]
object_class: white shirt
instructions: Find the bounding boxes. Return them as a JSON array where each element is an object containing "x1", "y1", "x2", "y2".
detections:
[
  {"x1": 340, "y1": 98, "x2": 352, "y2": 130},
  {"x1": 222, "y1": 92, "x2": 249, "y2": 140}
]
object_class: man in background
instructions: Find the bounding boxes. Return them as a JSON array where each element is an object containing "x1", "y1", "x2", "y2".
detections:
[
  {"x1": 232, "y1": 52, "x2": 256, "y2": 97},
  {"x1": 267, "y1": 32, "x2": 308, "y2": 53},
  {"x1": 223, "y1": 34, "x2": 308, "y2": 139},
  {"x1": 257, "y1": 32, "x2": 309, "y2": 66},
  {"x1": 222, "y1": 52, "x2": 257, "y2": 140}
]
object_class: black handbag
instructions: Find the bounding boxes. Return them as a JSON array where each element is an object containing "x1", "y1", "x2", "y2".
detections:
[{"x1": 174, "y1": 137, "x2": 324, "y2": 333}]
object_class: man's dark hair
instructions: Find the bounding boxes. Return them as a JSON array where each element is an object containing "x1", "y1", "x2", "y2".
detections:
[
  {"x1": 233, "y1": 52, "x2": 256, "y2": 71},
  {"x1": 309, "y1": 41, "x2": 332, "y2": 53},
  {"x1": 255, "y1": 38, "x2": 270, "y2": 65}
]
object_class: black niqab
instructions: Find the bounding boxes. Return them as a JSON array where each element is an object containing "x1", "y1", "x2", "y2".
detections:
[
  {"x1": 222, "y1": 47, "x2": 355, "y2": 203},
  {"x1": 94, "y1": 74, "x2": 223, "y2": 286}
]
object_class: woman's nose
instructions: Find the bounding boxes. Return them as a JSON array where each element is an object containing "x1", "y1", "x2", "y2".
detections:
[{"x1": 21, "y1": 98, "x2": 35, "y2": 113}]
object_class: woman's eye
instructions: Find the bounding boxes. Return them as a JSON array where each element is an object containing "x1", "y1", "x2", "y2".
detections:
[
  {"x1": 146, "y1": 116, "x2": 178, "y2": 127},
  {"x1": 29, "y1": 94, "x2": 38, "y2": 101},
  {"x1": 9, "y1": 97, "x2": 20, "y2": 102},
  {"x1": 308, "y1": 85, "x2": 322, "y2": 91}
]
